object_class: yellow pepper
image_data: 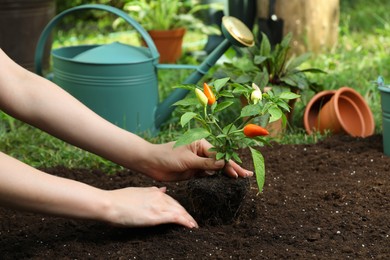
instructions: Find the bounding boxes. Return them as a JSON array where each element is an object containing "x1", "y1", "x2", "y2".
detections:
[{"x1": 195, "y1": 88, "x2": 208, "y2": 106}]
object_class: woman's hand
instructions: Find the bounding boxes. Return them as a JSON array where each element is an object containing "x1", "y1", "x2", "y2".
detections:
[
  {"x1": 137, "y1": 139, "x2": 254, "y2": 182},
  {"x1": 0, "y1": 152, "x2": 197, "y2": 229},
  {"x1": 103, "y1": 186, "x2": 197, "y2": 228}
]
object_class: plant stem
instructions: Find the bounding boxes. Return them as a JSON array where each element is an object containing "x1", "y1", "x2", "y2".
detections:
[
  {"x1": 237, "y1": 115, "x2": 256, "y2": 130},
  {"x1": 212, "y1": 120, "x2": 224, "y2": 134}
]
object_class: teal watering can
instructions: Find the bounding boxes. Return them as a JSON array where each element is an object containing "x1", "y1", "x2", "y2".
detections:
[{"x1": 34, "y1": 4, "x2": 254, "y2": 135}]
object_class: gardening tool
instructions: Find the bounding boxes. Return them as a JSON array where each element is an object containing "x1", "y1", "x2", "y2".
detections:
[
  {"x1": 34, "y1": 4, "x2": 254, "y2": 135},
  {"x1": 257, "y1": 0, "x2": 284, "y2": 46}
]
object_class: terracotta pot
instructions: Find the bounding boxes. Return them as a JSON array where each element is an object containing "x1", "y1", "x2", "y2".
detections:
[
  {"x1": 317, "y1": 87, "x2": 374, "y2": 137},
  {"x1": 338, "y1": 87, "x2": 375, "y2": 136},
  {"x1": 303, "y1": 90, "x2": 336, "y2": 134},
  {"x1": 318, "y1": 95, "x2": 364, "y2": 136},
  {"x1": 147, "y1": 27, "x2": 186, "y2": 63}
]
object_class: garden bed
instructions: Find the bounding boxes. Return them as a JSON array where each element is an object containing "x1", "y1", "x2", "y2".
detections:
[{"x1": 0, "y1": 134, "x2": 389, "y2": 259}]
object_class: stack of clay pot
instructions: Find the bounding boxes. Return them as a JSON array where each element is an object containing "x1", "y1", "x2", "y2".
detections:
[{"x1": 303, "y1": 87, "x2": 374, "y2": 137}]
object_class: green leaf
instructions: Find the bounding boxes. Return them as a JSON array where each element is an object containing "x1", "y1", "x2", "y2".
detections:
[
  {"x1": 285, "y1": 53, "x2": 311, "y2": 71},
  {"x1": 213, "y1": 77, "x2": 230, "y2": 92},
  {"x1": 280, "y1": 32, "x2": 292, "y2": 49},
  {"x1": 249, "y1": 147, "x2": 265, "y2": 193},
  {"x1": 259, "y1": 32, "x2": 271, "y2": 56},
  {"x1": 274, "y1": 45, "x2": 289, "y2": 75},
  {"x1": 173, "y1": 84, "x2": 197, "y2": 90},
  {"x1": 208, "y1": 147, "x2": 218, "y2": 153},
  {"x1": 216, "y1": 134, "x2": 228, "y2": 138},
  {"x1": 240, "y1": 104, "x2": 260, "y2": 117},
  {"x1": 180, "y1": 112, "x2": 197, "y2": 127},
  {"x1": 268, "y1": 106, "x2": 283, "y2": 123},
  {"x1": 300, "y1": 68, "x2": 327, "y2": 74},
  {"x1": 222, "y1": 123, "x2": 236, "y2": 134},
  {"x1": 234, "y1": 74, "x2": 252, "y2": 84},
  {"x1": 279, "y1": 92, "x2": 300, "y2": 100},
  {"x1": 225, "y1": 152, "x2": 232, "y2": 162},
  {"x1": 174, "y1": 128, "x2": 210, "y2": 148},
  {"x1": 254, "y1": 55, "x2": 268, "y2": 65},
  {"x1": 214, "y1": 101, "x2": 234, "y2": 113},
  {"x1": 281, "y1": 72, "x2": 309, "y2": 88},
  {"x1": 276, "y1": 100, "x2": 290, "y2": 112},
  {"x1": 216, "y1": 152, "x2": 225, "y2": 160},
  {"x1": 280, "y1": 76, "x2": 298, "y2": 87},
  {"x1": 253, "y1": 70, "x2": 269, "y2": 90},
  {"x1": 231, "y1": 152, "x2": 242, "y2": 164},
  {"x1": 232, "y1": 84, "x2": 249, "y2": 94},
  {"x1": 173, "y1": 98, "x2": 199, "y2": 107},
  {"x1": 219, "y1": 90, "x2": 235, "y2": 98}
]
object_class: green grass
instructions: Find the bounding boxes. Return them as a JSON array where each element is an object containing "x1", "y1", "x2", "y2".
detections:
[
  {"x1": 0, "y1": 114, "x2": 120, "y2": 172},
  {"x1": 1, "y1": 1, "x2": 389, "y2": 170}
]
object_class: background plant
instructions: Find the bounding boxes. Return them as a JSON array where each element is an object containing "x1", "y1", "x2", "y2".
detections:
[
  {"x1": 116, "y1": 0, "x2": 221, "y2": 35},
  {"x1": 173, "y1": 77, "x2": 299, "y2": 192},
  {"x1": 215, "y1": 32, "x2": 326, "y2": 126}
]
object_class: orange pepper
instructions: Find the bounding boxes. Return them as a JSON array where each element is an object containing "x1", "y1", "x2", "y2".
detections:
[
  {"x1": 203, "y1": 82, "x2": 216, "y2": 105},
  {"x1": 243, "y1": 124, "x2": 269, "y2": 137}
]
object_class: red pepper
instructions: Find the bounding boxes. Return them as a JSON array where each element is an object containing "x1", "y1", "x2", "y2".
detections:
[
  {"x1": 243, "y1": 124, "x2": 269, "y2": 137},
  {"x1": 203, "y1": 82, "x2": 216, "y2": 105}
]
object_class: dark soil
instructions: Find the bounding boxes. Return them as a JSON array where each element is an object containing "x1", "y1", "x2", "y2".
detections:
[{"x1": 1, "y1": 134, "x2": 390, "y2": 259}]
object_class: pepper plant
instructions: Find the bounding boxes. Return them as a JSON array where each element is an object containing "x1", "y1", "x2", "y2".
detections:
[
  {"x1": 214, "y1": 32, "x2": 326, "y2": 124},
  {"x1": 173, "y1": 76, "x2": 299, "y2": 192}
]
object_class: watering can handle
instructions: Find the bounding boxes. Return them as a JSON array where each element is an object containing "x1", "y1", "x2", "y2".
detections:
[{"x1": 34, "y1": 4, "x2": 160, "y2": 76}]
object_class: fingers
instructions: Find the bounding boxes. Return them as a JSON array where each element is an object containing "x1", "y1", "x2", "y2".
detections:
[
  {"x1": 224, "y1": 160, "x2": 254, "y2": 178},
  {"x1": 159, "y1": 204, "x2": 198, "y2": 229},
  {"x1": 154, "y1": 187, "x2": 198, "y2": 228},
  {"x1": 196, "y1": 139, "x2": 214, "y2": 158},
  {"x1": 192, "y1": 139, "x2": 254, "y2": 179},
  {"x1": 106, "y1": 187, "x2": 198, "y2": 229},
  {"x1": 196, "y1": 139, "x2": 224, "y2": 169}
]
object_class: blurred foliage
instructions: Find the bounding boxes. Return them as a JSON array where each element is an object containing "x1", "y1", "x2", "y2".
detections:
[
  {"x1": 53, "y1": 0, "x2": 214, "y2": 45},
  {"x1": 339, "y1": 0, "x2": 390, "y2": 33},
  {"x1": 54, "y1": 0, "x2": 128, "y2": 37},
  {"x1": 56, "y1": 0, "x2": 126, "y2": 13}
]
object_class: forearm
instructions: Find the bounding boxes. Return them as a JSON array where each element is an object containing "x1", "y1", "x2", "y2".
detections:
[
  {"x1": 0, "y1": 152, "x2": 110, "y2": 221},
  {"x1": 0, "y1": 49, "x2": 153, "y2": 170}
]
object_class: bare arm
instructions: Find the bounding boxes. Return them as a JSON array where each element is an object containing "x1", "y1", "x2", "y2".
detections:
[
  {"x1": 0, "y1": 152, "x2": 197, "y2": 228},
  {"x1": 0, "y1": 48, "x2": 251, "y2": 179},
  {"x1": 0, "y1": 49, "x2": 152, "y2": 173}
]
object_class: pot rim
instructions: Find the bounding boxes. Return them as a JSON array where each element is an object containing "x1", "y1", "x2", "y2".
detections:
[
  {"x1": 330, "y1": 92, "x2": 365, "y2": 136},
  {"x1": 336, "y1": 86, "x2": 375, "y2": 137},
  {"x1": 303, "y1": 90, "x2": 336, "y2": 134}
]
